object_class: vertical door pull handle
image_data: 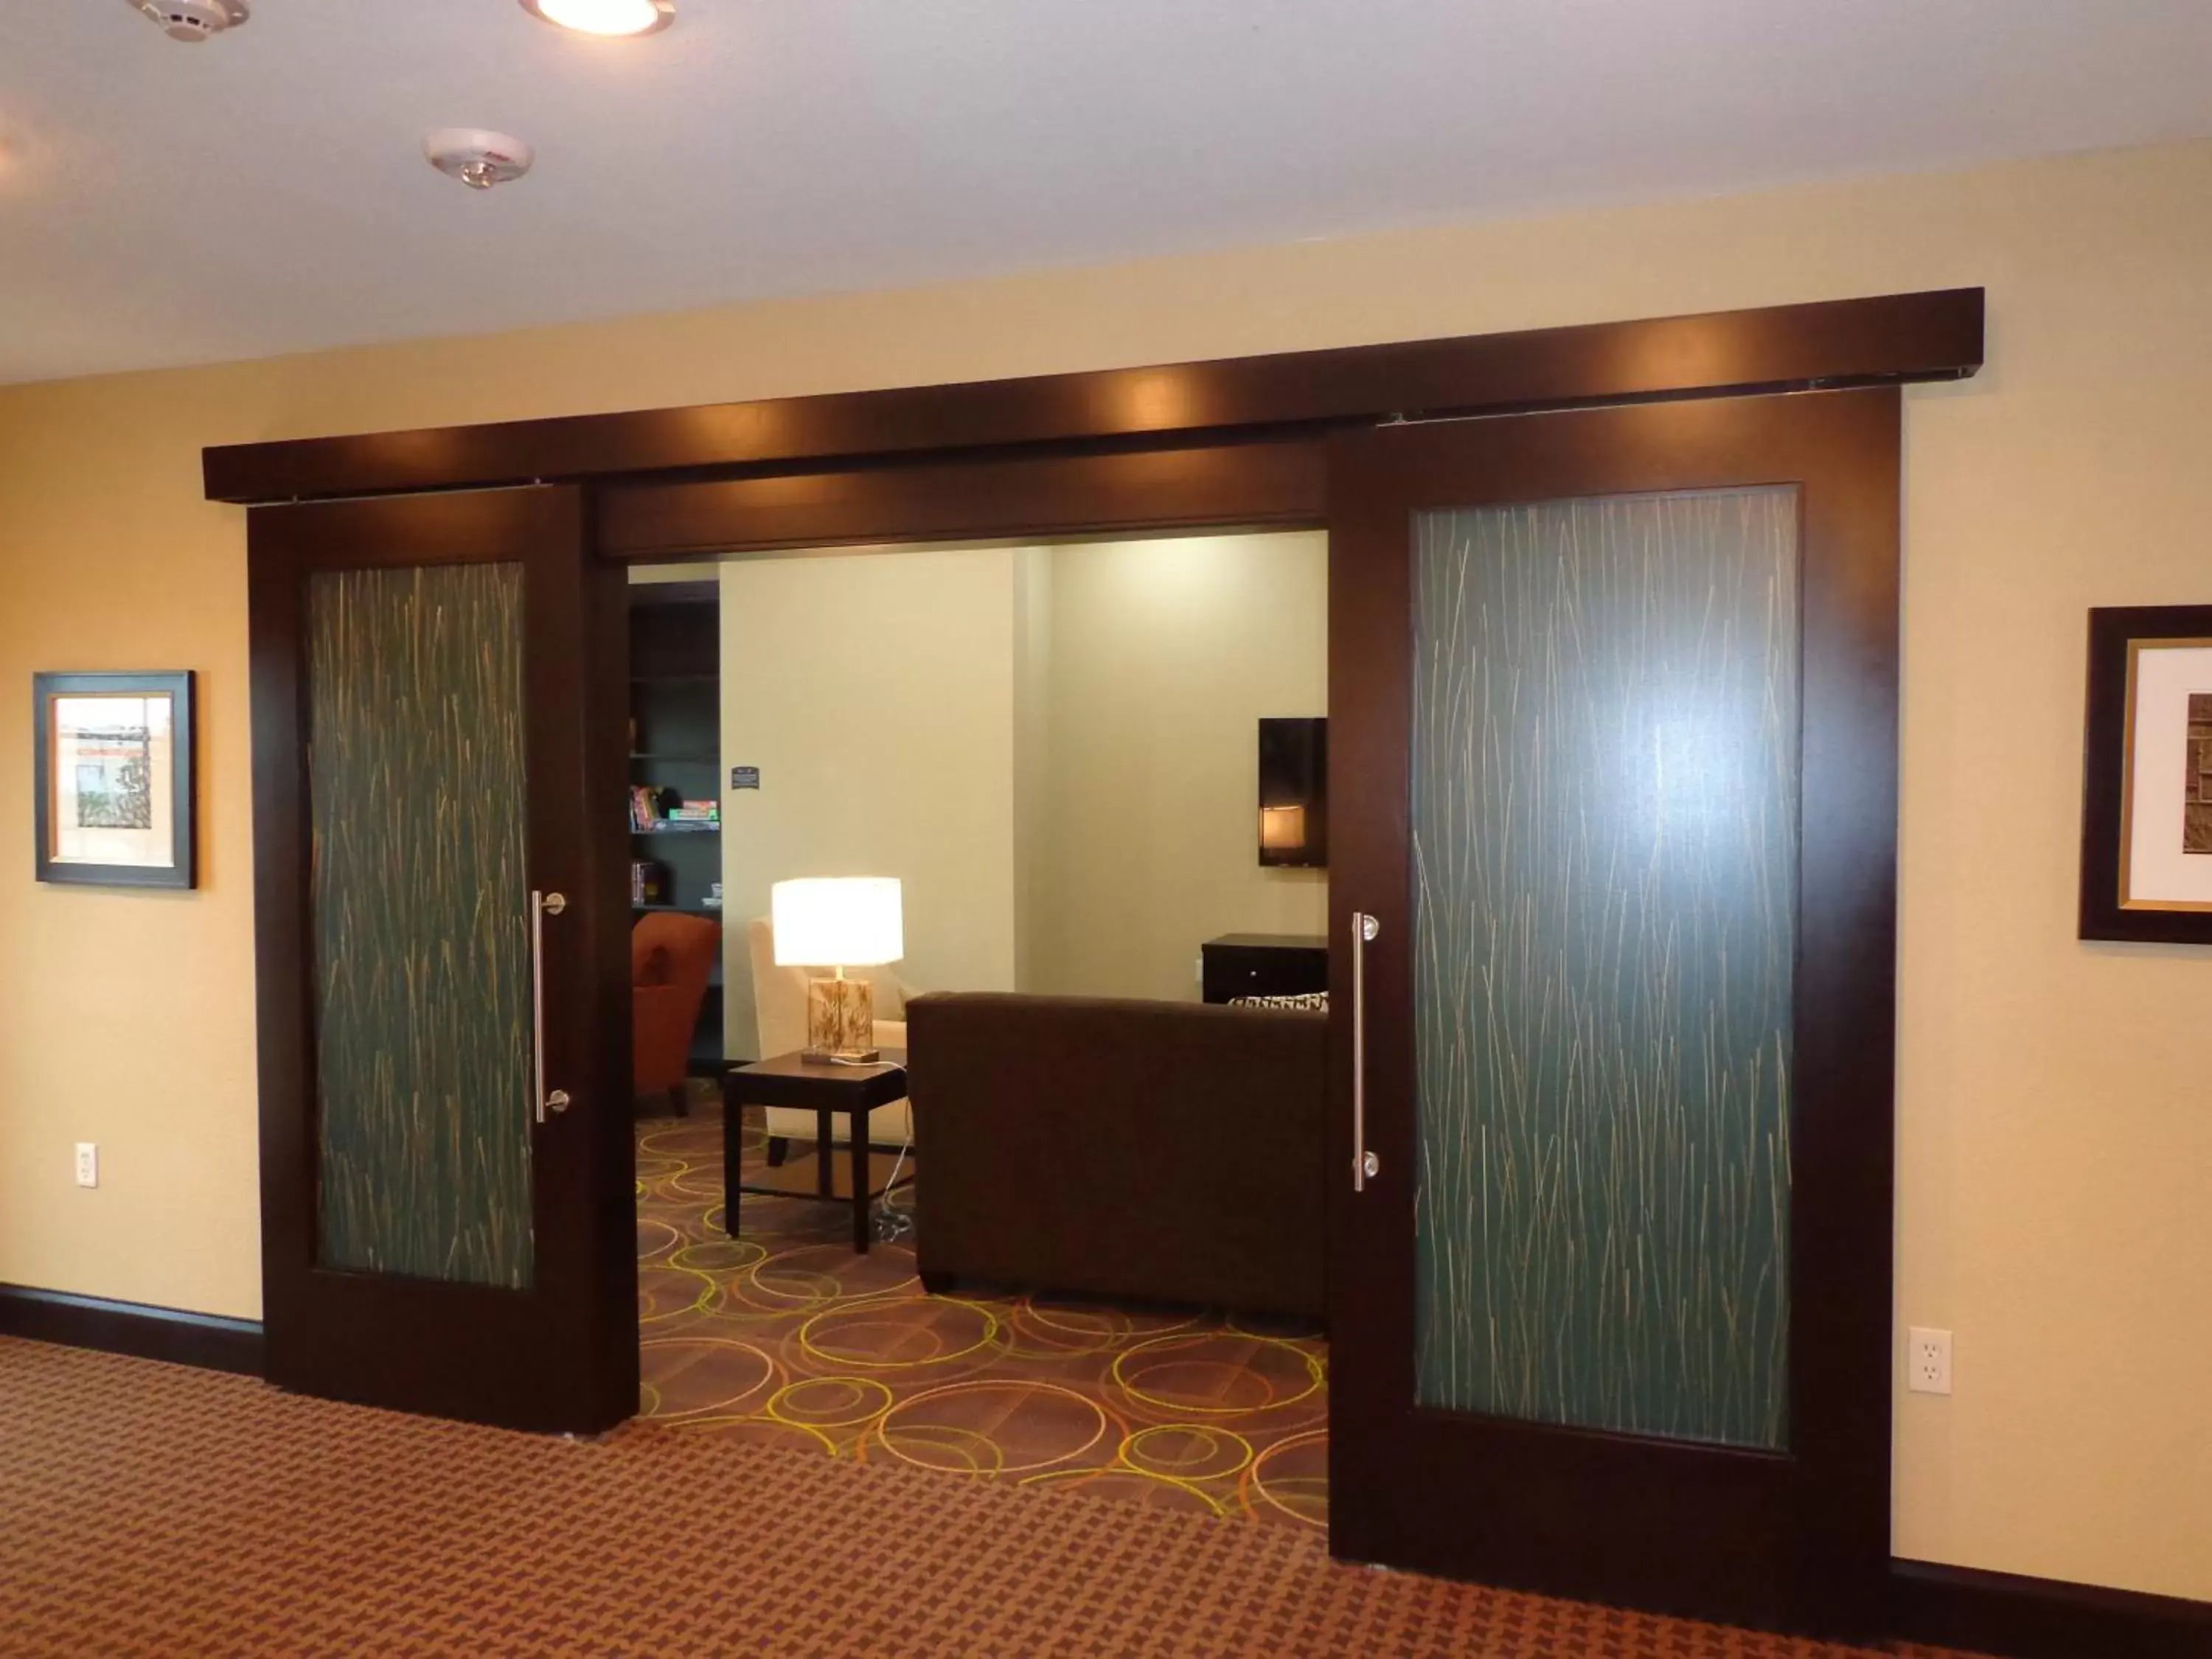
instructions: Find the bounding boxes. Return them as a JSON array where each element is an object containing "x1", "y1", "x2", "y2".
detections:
[
  {"x1": 532, "y1": 891, "x2": 568, "y2": 1124},
  {"x1": 1352, "y1": 910, "x2": 1381, "y2": 1191}
]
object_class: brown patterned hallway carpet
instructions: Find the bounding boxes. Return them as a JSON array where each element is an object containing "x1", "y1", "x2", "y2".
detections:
[
  {"x1": 638, "y1": 1100, "x2": 1328, "y2": 1530},
  {"x1": 0, "y1": 1338, "x2": 1986, "y2": 1658}
]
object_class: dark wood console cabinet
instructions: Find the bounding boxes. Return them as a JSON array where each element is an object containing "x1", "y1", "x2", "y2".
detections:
[{"x1": 1200, "y1": 933, "x2": 1329, "y2": 1004}]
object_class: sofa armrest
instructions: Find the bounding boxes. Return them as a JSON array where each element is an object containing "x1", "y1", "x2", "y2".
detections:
[{"x1": 874, "y1": 1018, "x2": 908, "y2": 1049}]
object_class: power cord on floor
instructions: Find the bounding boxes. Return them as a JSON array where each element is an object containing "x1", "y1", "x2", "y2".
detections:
[
  {"x1": 822, "y1": 1053, "x2": 913, "y2": 1243},
  {"x1": 873, "y1": 1132, "x2": 915, "y2": 1244},
  {"x1": 813, "y1": 1054, "x2": 914, "y2": 1243}
]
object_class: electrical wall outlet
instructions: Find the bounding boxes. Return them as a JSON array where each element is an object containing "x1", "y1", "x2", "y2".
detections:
[
  {"x1": 1907, "y1": 1326, "x2": 1952, "y2": 1395},
  {"x1": 74, "y1": 1142, "x2": 99, "y2": 1189}
]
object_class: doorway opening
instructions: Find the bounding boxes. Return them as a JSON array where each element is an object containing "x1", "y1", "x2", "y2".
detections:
[{"x1": 622, "y1": 529, "x2": 1332, "y2": 1531}]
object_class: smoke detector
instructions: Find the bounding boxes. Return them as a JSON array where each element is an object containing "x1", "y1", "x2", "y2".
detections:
[
  {"x1": 423, "y1": 129, "x2": 535, "y2": 192},
  {"x1": 125, "y1": 0, "x2": 250, "y2": 42}
]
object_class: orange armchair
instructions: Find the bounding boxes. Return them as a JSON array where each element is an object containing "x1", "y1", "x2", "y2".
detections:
[{"x1": 633, "y1": 912, "x2": 723, "y2": 1113}]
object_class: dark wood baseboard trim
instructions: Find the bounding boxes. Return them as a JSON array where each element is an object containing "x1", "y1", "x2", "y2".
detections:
[
  {"x1": 0, "y1": 1283, "x2": 265, "y2": 1377},
  {"x1": 1892, "y1": 1558, "x2": 2212, "y2": 1658}
]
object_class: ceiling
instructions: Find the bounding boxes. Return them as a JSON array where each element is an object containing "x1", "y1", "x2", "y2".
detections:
[{"x1": 2, "y1": 1, "x2": 2208, "y2": 386}]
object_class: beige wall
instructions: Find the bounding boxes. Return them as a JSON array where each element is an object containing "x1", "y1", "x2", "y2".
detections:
[
  {"x1": 2, "y1": 137, "x2": 2209, "y2": 1600},
  {"x1": 1011, "y1": 546, "x2": 1054, "y2": 992},
  {"x1": 1023, "y1": 534, "x2": 1329, "y2": 1000},
  {"x1": 709, "y1": 531, "x2": 1321, "y2": 1013},
  {"x1": 716, "y1": 548, "x2": 1022, "y2": 1052}
]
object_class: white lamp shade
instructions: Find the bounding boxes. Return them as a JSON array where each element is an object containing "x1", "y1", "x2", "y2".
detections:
[{"x1": 771, "y1": 877, "x2": 903, "y2": 967}]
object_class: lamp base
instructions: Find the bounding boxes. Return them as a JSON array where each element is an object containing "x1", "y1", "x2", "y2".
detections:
[{"x1": 801, "y1": 973, "x2": 877, "y2": 1064}]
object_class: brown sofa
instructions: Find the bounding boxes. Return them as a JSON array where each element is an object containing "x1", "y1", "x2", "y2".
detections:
[{"x1": 906, "y1": 992, "x2": 1326, "y2": 1319}]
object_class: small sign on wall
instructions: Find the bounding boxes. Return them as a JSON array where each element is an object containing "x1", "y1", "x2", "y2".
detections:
[{"x1": 731, "y1": 765, "x2": 760, "y2": 790}]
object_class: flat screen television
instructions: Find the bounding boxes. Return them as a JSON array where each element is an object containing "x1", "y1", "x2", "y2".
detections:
[{"x1": 1259, "y1": 717, "x2": 1327, "y2": 868}]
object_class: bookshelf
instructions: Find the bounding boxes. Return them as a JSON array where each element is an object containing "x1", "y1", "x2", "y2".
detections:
[{"x1": 628, "y1": 578, "x2": 726, "y2": 1068}]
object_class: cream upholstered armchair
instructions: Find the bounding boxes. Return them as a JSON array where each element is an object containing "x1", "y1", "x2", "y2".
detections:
[{"x1": 747, "y1": 915, "x2": 914, "y2": 1153}]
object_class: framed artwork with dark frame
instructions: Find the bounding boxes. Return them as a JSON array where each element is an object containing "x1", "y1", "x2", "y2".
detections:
[
  {"x1": 32, "y1": 671, "x2": 197, "y2": 890},
  {"x1": 2079, "y1": 607, "x2": 2212, "y2": 944}
]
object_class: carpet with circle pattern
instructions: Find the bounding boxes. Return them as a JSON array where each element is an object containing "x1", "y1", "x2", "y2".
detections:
[{"x1": 637, "y1": 1097, "x2": 1328, "y2": 1529}]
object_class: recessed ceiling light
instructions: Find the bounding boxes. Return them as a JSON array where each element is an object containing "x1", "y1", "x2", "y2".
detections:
[{"x1": 520, "y1": 0, "x2": 673, "y2": 38}]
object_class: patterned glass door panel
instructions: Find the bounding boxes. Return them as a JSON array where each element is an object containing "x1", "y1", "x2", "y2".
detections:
[
  {"x1": 306, "y1": 563, "x2": 536, "y2": 1290},
  {"x1": 1409, "y1": 488, "x2": 1798, "y2": 1450}
]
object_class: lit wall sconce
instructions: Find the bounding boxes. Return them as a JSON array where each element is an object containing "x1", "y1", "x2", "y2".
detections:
[
  {"x1": 1259, "y1": 716, "x2": 1328, "y2": 868},
  {"x1": 1261, "y1": 804, "x2": 1308, "y2": 852}
]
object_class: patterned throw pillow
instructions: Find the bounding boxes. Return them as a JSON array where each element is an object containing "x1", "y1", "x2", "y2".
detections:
[{"x1": 1226, "y1": 991, "x2": 1329, "y2": 1012}]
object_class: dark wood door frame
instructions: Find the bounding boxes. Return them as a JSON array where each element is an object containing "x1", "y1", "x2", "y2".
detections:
[
  {"x1": 204, "y1": 289, "x2": 1981, "y2": 507},
  {"x1": 597, "y1": 434, "x2": 1332, "y2": 560},
  {"x1": 215, "y1": 289, "x2": 1998, "y2": 1627}
]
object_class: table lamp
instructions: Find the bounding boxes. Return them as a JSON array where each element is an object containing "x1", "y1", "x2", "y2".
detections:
[{"x1": 772, "y1": 877, "x2": 903, "y2": 1064}]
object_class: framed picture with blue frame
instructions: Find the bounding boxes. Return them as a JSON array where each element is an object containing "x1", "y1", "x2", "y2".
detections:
[{"x1": 32, "y1": 670, "x2": 197, "y2": 890}]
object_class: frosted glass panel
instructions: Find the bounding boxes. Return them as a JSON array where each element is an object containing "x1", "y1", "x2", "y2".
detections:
[
  {"x1": 1411, "y1": 489, "x2": 1797, "y2": 1449},
  {"x1": 307, "y1": 563, "x2": 535, "y2": 1289}
]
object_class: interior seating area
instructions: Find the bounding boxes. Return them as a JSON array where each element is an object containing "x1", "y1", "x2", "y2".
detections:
[
  {"x1": 614, "y1": 532, "x2": 1340, "y2": 1531},
  {"x1": 622, "y1": 531, "x2": 1335, "y2": 1311}
]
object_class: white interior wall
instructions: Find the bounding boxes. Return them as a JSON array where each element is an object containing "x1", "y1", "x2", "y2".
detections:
[
  {"x1": 1024, "y1": 533, "x2": 1331, "y2": 999},
  {"x1": 717, "y1": 546, "x2": 1023, "y2": 1054},
  {"x1": 709, "y1": 532, "x2": 1329, "y2": 1029}
]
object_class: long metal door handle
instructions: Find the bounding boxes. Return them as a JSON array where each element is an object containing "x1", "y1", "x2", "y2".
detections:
[
  {"x1": 532, "y1": 891, "x2": 569, "y2": 1124},
  {"x1": 1352, "y1": 910, "x2": 1381, "y2": 1191}
]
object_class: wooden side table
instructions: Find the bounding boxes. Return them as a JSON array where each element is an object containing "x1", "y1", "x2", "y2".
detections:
[{"x1": 720, "y1": 1050, "x2": 911, "y2": 1253}]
